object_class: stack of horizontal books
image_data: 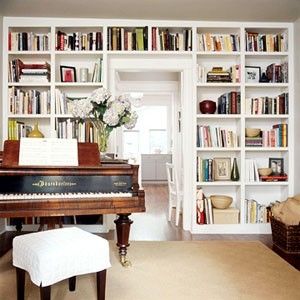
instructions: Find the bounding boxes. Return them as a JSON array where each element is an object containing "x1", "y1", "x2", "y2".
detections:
[
  {"x1": 207, "y1": 67, "x2": 231, "y2": 82},
  {"x1": 245, "y1": 137, "x2": 263, "y2": 147}
]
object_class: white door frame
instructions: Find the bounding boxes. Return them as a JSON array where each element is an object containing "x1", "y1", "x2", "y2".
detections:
[{"x1": 108, "y1": 55, "x2": 194, "y2": 231}]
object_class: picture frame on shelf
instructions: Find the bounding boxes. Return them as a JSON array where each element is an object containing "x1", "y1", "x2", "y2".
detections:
[
  {"x1": 213, "y1": 157, "x2": 231, "y2": 181},
  {"x1": 60, "y1": 66, "x2": 76, "y2": 82},
  {"x1": 245, "y1": 66, "x2": 261, "y2": 83},
  {"x1": 269, "y1": 158, "x2": 284, "y2": 175}
]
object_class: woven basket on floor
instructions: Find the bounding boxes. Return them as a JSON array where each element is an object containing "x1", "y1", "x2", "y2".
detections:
[{"x1": 270, "y1": 216, "x2": 300, "y2": 253}]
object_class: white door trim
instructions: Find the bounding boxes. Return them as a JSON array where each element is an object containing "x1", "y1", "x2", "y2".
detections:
[{"x1": 108, "y1": 56, "x2": 194, "y2": 231}]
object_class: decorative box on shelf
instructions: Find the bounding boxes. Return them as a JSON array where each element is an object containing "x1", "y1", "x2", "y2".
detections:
[
  {"x1": 260, "y1": 173, "x2": 288, "y2": 182},
  {"x1": 213, "y1": 208, "x2": 239, "y2": 224}
]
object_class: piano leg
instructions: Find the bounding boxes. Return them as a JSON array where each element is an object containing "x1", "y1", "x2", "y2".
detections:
[{"x1": 114, "y1": 214, "x2": 133, "y2": 267}]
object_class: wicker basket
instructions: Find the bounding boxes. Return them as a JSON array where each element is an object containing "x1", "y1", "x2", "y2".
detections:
[{"x1": 270, "y1": 216, "x2": 300, "y2": 253}]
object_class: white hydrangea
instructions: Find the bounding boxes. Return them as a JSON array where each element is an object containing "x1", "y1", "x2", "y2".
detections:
[
  {"x1": 103, "y1": 108, "x2": 120, "y2": 126},
  {"x1": 69, "y1": 88, "x2": 139, "y2": 132},
  {"x1": 109, "y1": 100, "x2": 126, "y2": 115},
  {"x1": 69, "y1": 98, "x2": 93, "y2": 119},
  {"x1": 117, "y1": 94, "x2": 131, "y2": 110},
  {"x1": 124, "y1": 111, "x2": 138, "y2": 129},
  {"x1": 87, "y1": 87, "x2": 111, "y2": 104}
]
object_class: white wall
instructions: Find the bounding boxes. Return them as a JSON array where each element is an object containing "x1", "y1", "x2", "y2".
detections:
[
  {"x1": 294, "y1": 18, "x2": 300, "y2": 194},
  {"x1": 0, "y1": 15, "x2": 3, "y2": 149},
  {"x1": 0, "y1": 15, "x2": 5, "y2": 233}
]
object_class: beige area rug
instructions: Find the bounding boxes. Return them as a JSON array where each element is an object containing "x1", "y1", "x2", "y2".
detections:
[{"x1": 0, "y1": 241, "x2": 299, "y2": 300}]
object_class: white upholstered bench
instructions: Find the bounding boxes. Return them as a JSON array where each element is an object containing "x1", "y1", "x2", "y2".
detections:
[{"x1": 13, "y1": 227, "x2": 111, "y2": 300}]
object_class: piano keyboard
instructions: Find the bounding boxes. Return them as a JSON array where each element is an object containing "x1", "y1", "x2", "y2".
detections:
[{"x1": 0, "y1": 192, "x2": 132, "y2": 202}]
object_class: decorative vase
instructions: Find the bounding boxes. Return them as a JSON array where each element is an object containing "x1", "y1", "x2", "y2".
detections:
[
  {"x1": 259, "y1": 72, "x2": 269, "y2": 83},
  {"x1": 231, "y1": 158, "x2": 240, "y2": 181},
  {"x1": 28, "y1": 123, "x2": 44, "y2": 138},
  {"x1": 199, "y1": 100, "x2": 216, "y2": 114},
  {"x1": 96, "y1": 123, "x2": 110, "y2": 153}
]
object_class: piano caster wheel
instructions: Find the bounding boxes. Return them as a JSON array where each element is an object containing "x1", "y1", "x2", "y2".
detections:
[{"x1": 120, "y1": 255, "x2": 131, "y2": 267}]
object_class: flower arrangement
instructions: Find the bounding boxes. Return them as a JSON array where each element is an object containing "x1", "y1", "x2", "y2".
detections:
[{"x1": 69, "y1": 87, "x2": 138, "y2": 152}]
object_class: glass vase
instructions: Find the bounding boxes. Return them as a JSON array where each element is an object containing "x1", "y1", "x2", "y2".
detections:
[
  {"x1": 231, "y1": 158, "x2": 240, "y2": 181},
  {"x1": 95, "y1": 122, "x2": 110, "y2": 153}
]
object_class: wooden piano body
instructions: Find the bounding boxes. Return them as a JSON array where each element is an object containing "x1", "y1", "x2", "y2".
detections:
[{"x1": 0, "y1": 141, "x2": 145, "y2": 265}]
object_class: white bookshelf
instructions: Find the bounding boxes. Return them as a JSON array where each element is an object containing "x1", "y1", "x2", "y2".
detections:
[{"x1": 1, "y1": 18, "x2": 294, "y2": 234}]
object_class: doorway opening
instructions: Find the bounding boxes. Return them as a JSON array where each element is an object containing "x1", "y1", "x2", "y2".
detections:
[
  {"x1": 108, "y1": 56, "x2": 194, "y2": 231},
  {"x1": 114, "y1": 71, "x2": 181, "y2": 185}
]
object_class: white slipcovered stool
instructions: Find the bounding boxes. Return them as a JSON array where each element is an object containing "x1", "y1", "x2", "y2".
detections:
[{"x1": 13, "y1": 227, "x2": 111, "y2": 300}]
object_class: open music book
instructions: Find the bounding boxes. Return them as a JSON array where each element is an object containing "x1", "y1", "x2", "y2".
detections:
[{"x1": 19, "y1": 138, "x2": 78, "y2": 166}]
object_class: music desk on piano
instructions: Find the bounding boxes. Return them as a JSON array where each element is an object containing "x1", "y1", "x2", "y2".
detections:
[{"x1": 0, "y1": 141, "x2": 145, "y2": 266}]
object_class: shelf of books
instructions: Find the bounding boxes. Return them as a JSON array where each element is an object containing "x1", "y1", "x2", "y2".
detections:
[
  {"x1": 193, "y1": 24, "x2": 293, "y2": 233},
  {"x1": 2, "y1": 18, "x2": 294, "y2": 234}
]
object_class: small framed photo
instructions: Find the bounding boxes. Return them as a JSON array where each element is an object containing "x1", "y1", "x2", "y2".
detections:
[
  {"x1": 213, "y1": 157, "x2": 231, "y2": 181},
  {"x1": 60, "y1": 65, "x2": 76, "y2": 82},
  {"x1": 245, "y1": 66, "x2": 261, "y2": 83},
  {"x1": 269, "y1": 158, "x2": 284, "y2": 175}
]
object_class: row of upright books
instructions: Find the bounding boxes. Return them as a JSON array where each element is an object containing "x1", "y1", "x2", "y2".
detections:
[
  {"x1": 91, "y1": 59, "x2": 103, "y2": 82},
  {"x1": 107, "y1": 27, "x2": 147, "y2": 51},
  {"x1": 245, "y1": 93, "x2": 288, "y2": 115},
  {"x1": 196, "y1": 125, "x2": 238, "y2": 148},
  {"x1": 55, "y1": 89, "x2": 70, "y2": 115},
  {"x1": 196, "y1": 33, "x2": 240, "y2": 52},
  {"x1": 245, "y1": 124, "x2": 288, "y2": 148},
  {"x1": 8, "y1": 32, "x2": 50, "y2": 51},
  {"x1": 196, "y1": 189, "x2": 213, "y2": 225},
  {"x1": 56, "y1": 31, "x2": 103, "y2": 51},
  {"x1": 9, "y1": 59, "x2": 50, "y2": 83},
  {"x1": 217, "y1": 91, "x2": 241, "y2": 114},
  {"x1": 55, "y1": 119, "x2": 99, "y2": 142},
  {"x1": 245, "y1": 159, "x2": 260, "y2": 182},
  {"x1": 151, "y1": 28, "x2": 192, "y2": 51},
  {"x1": 8, "y1": 87, "x2": 50, "y2": 115},
  {"x1": 266, "y1": 62, "x2": 288, "y2": 83},
  {"x1": 245, "y1": 31, "x2": 288, "y2": 52},
  {"x1": 244, "y1": 199, "x2": 271, "y2": 223},
  {"x1": 8, "y1": 120, "x2": 32, "y2": 140},
  {"x1": 196, "y1": 158, "x2": 214, "y2": 182}
]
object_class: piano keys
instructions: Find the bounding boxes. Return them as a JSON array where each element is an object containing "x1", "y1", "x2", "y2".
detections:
[{"x1": 0, "y1": 140, "x2": 145, "y2": 266}]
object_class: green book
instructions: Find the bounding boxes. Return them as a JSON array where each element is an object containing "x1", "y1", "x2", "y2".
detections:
[{"x1": 135, "y1": 28, "x2": 144, "y2": 51}]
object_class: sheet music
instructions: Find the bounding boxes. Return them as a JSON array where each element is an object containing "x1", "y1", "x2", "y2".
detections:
[{"x1": 19, "y1": 138, "x2": 78, "y2": 166}]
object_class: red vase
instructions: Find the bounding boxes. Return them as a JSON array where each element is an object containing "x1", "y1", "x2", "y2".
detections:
[{"x1": 199, "y1": 100, "x2": 216, "y2": 114}]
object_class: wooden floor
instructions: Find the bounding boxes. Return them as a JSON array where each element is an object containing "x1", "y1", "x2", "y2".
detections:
[{"x1": 1, "y1": 184, "x2": 299, "y2": 270}]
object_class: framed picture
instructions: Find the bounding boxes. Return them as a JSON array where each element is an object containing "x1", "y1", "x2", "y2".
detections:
[
  {"x1": 245, "y1": 66, "x2": 261, "y2": 83},
  {"x1": 60, "y1": 65, "x2": 76, "y2": 82},
  {"x1": 213, "y1": 157, "x2": 231, "y2": 181},
  {"x1": 269, "y1": 158, "x2": 284, "y2": 175}
]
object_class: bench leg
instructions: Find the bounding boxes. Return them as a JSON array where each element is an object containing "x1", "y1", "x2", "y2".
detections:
[
  {"x1": 40, "y1": 285, "x2": 51, "y2": 300},
  {"x1": 16, "y1": 267, "x2": 25, "y2": 300},
  {"x1": 69, "y1": 276, "x2": 76, "y2": 291},
  {"x1": 96, "y1": 270, "x2": 107, "y2": 300}
]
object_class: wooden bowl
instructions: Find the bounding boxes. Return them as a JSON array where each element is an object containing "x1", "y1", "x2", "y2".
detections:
[
  {"x1": 210, "y1": 195, "x2": 233, "y2": 209},
  {"x1": 258, "y1": 168, "x2": 272, "y2": 176},
  {"x1": 245, "y1": 128, "x2": 261, "y2": 138}
]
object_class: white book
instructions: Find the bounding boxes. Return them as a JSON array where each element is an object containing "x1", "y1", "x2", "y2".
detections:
[
  {"x1": 208, "y1": 197, "x2": 213, "y2": 224},
  {"x1": 253, "y1": 160, "x2": 259, "y2": 182}
]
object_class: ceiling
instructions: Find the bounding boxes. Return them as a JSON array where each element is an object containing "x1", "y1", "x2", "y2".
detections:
[
  {"x1": 118, "y1": 71, "x2": 179, "y2": 82},
  {"x1": 1, "y1": 0, "x2": 300, "y2": 22}
]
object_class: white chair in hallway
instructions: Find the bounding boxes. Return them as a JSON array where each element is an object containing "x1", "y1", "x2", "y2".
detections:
[{"x1": 166, "y1": 163, "x2": 182, "y2": 226}]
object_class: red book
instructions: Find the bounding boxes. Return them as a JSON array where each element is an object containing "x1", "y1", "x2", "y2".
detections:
[{"x1": 8, "y1": 32, "x2": 11, "y2": 51}]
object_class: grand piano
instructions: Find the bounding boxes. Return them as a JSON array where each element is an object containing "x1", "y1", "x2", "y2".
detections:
[{"x1": 0, "y1": 140, "x2": 145, "y2": 266}]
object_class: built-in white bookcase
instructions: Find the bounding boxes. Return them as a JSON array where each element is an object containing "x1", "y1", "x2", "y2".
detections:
[{"x1": 2, "y1": 18, "x2": 294, "y2": 234}]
